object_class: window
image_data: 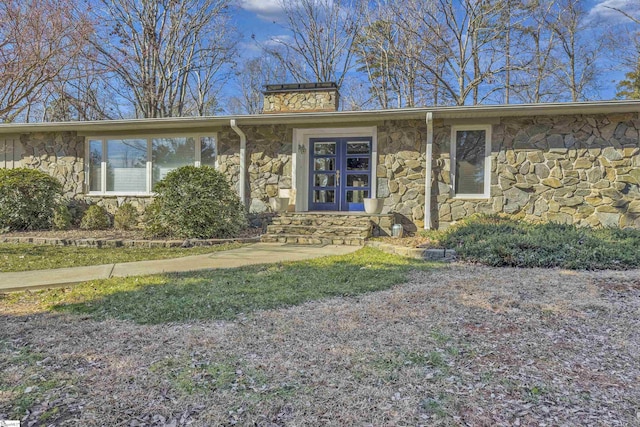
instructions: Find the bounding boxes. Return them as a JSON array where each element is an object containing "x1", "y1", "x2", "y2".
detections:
[
  {"x1": 108, "y1": 139, "x2": 147, "y2": 192},
  {"x1": 87, "y1": 134, "x2": 216, "y2": 194},
  {"x1": 152, "y1": 137, "x2": 196, "y2": 188},
  {"x1": 451, "y1": 125, "x2": 491, "y2": 198}
]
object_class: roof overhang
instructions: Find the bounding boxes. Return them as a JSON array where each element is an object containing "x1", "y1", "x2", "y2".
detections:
[{"x1": 0, "y1": 100, "x2": 638, "y2": 135}]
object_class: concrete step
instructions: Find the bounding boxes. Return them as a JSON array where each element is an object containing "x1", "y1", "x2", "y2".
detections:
[
  {"x1": 272, "y1": 215, "x2": 372, "y2": 228},
  {"x1": 260, "y1": 234, "x2": 366, "y2": 246},
  {"x1": 265, "y1": 224, "x2": 370, "y2": 238},
  {"x1": 263, "y1": 212, "x2": 398, "y2": 245}
]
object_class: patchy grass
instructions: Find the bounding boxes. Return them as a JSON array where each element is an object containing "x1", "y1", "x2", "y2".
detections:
[
  {"x1": 149, "y1": 354, "x2": 268, "y2": 396},
  {"x1": 0, "y1": 242, "x2": 244, "y2": 272},
  {"x1": 0, "y1": 339, "x2": 73, "y2": 420},
  {"x1": 1, "y1": 265, "x2": 639, "y2": 425},
  {"x1": 417, "y1": 215, "x2": 640, "y2": 269},
  {"x1": 1, "y1": 248, "x2": 436, "y2": 324}
]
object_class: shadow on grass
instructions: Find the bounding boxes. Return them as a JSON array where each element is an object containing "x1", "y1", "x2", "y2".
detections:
[{"x1": 42, "y1": 248, "x2": 439, "y2": 324}]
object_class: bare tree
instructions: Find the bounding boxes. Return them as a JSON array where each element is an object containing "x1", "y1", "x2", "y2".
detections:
[
  {"x1": 0, "y1": 0, "x2": 90, "y2": 122},
  {"x1": 354, "y1": 1, "x2": 428, "y2": 108},
  {"x1": 228, "y1": 54, "x2": 288, "y2": 114},
  {"x1": 508, "y1": 0, "x2": 562, "y2": 103},
  {"x1": 391, "y1": 0, "x2": 511, "y2": 106},
  {"x1": 547, "y1": 0, "x2": 601, "y2": 101},
  {"x1": 90, "y1": 0, "x2": 237, "y2": 118},
  {"x1": 604, "y1": 4, "x2": 640, "y2": 99},
  {"x1": 264, "y1": 0, "x2": 359, "y2": 89},
  {"x1": 41, "y1": 49, "x2": 119, "y2": 122}
]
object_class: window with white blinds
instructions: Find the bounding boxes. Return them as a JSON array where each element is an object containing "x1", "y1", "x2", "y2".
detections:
[{"x1": 87, "y1": 134, "x2": 217, "y2": 194}]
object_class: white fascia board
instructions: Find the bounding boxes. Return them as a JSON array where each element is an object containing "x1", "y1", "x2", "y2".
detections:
[{"x1": 0, "y1": 100, "x2": 639, "y2": 135}]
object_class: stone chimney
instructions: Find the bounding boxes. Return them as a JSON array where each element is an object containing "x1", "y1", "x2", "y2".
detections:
[{"x1": 263, "y1": 82, "x2": 339, "y2": 114}]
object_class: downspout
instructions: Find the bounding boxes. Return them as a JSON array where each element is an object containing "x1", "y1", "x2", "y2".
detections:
[
  {"x1": 424, "y1": 112, "x2": 433, "y2": 229},
  {"x1": 230, "y1": 119, "x2": 247, "y2": 208}
]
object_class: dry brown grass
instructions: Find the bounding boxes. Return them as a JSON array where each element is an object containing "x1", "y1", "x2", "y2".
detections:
[{"x1": 2, "y1": 265, "x2": 640, "y2": 426}]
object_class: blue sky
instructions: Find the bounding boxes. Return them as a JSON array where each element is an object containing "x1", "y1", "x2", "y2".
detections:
[
  {"x1": 233, "y1": 0, "x2": 292, "y2": 58},
  {"x1": 229, "y1": 0, "x2": 640, "y2": 102},
  {"x1": 233, "y1": 0, "x2": 640, "y2": 53}
]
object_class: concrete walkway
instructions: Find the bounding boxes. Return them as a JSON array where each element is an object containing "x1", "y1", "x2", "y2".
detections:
[{"x1": 0, "y1": 243, "x2": 360, "y2": 292}]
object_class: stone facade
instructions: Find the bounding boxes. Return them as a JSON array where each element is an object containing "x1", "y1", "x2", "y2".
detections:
[
  {"x1": 217, "y1": 128, "x2": 243, "y2": 198},
  {"x1": 0, "y1": 132, "x2": 86, "y2": 198},
  {"x1": 376, "y1": 120, "x2": 427, "y2": 231},
  {"x1": 433, "y1": 113, "x2": 640, "y2": 229},
  {"x1": 83, "y1": 195, "x2": 154, "y2": 215},
  {"x1": 245, "y1": 125, "x2": 293, "y2": 212},
  {"x1": 263, "y1": 88, "x2": 339, "y2": 113},
  {"x1": 5, "y1": 109, "x2": 640, "y2": 232}
]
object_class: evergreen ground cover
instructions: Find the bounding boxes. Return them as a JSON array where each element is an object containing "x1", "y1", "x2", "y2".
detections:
[{"x1": 421, "y1": 215, "x2": 640, "y2": 269}]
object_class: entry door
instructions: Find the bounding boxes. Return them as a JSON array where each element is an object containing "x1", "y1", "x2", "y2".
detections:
[{"x1": 309, "y1": 137, "x2": 372, "y2": 211}]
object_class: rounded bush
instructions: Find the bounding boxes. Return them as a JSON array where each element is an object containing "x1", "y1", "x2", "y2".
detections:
[
  {"x1": 53, "y1": 204, "x2": 72, "y2": 230},
  {"x1": 80, "y1": 205, "x2": 111, "y2": 230},
  {"x1": 0, "y1": 168, "x2": 63, "y2": 231},
  {"x1": 145, "y1": 166, "x2": 246, "y2": 238},
  {"x1": 114, "y1": 203, "x2": 139, "y2": 230}
]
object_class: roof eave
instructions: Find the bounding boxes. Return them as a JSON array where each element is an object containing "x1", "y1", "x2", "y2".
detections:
[{"x1": 0, "y1": 100, "x2": 638, "y2": 134}]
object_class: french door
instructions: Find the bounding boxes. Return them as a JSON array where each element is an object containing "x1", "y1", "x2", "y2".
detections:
[{"x1": 309, "y1": 137, "x2": 372, "y2": 211}]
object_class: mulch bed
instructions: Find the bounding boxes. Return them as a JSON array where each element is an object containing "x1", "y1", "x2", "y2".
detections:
[{"x1": 2, "y1": 265, "x2": 639, "y2": 425}]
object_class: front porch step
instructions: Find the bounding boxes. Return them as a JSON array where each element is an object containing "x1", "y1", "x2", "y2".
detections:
[
  {"x1": 266, "y1": 224, "x2": 370, "y2": 238},
  {"x1": 260, "y1": 212, "x2": 398, "y2": 246},
  {"x1": 260, "y1": 234, "x2": 366, "y2": 246},
  {"x1": 272, "y1": 214, "x2": 372, "y2": 228}
]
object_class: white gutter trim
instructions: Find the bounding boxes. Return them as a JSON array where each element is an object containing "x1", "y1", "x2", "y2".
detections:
[
  {"x1": 2, "y1": 99, "x2": 640, "y2": 134},
  {"x1": 424, "y1": 112, "x2": 433, "y2": 230},
  {"x1": 230, "y1": 119, "x2": 247, "y2": 207}
]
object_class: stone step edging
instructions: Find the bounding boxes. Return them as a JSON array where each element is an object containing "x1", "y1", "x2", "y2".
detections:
[{"x1": 365, "y1": 240, "x2": 456, "y2": 261}]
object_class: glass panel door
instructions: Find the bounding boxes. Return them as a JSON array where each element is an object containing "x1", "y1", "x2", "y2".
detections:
[
  {"x1": 309, "y1": 137, "x2": 372, "y2": 211},
  {"x1": 310, "y1": 140, "x2": 339, "y2": 210}
]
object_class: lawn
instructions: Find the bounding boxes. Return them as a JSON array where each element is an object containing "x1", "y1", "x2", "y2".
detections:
[
  {"x1": 1, "y1": 248, "x2": 639, "y2": 425},
  {"x1": 0, "y1": 242, "x2": 244, "y2": 272},
  {"x1": 1, "y1": 247, "x2": 433, "y2": 323}
]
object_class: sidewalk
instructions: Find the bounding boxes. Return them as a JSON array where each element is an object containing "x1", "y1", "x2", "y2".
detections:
[{"x1": 0, "y1": 243, "x2": 360, "y2": 292}]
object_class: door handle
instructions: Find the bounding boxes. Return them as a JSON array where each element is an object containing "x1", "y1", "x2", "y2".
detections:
[{"x1": 336, "y1": 169, "x2": 340, "y2": 187}]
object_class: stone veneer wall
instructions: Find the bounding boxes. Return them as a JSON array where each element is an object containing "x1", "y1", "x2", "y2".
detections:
[
  {"x1": 15, "y1": 132, "x2": 85, "y2": 197},
  {"x1": 245, "y1": 125, "x2": 292, "y2": 212},
  {"x1": 217, "y1": 128, "x2": 243, "y2": 198},
  {"x1": 263, "y1": 90, "x2": 339, "y2": 113},
  {"x1": 7, "y1": 130, "x2": 240, "y2": 216},
  {"x1": 432, "y1": 113, "x2": 640, "y2": 229},
  {"x1": 376, "y1": 120, "x2": 427, "y2": 231}
]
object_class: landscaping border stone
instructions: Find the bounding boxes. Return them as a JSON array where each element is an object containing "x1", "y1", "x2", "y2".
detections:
[
  {"x1": 365, "y1": 240, "x2": 456, "y2": 261},
  {"x1": 0, "y1": 235, "x2": 261, "y2": 248}
]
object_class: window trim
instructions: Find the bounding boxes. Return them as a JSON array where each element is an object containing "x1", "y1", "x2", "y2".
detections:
[
  {"x1": 450, "y1": 124, "x2": 491, "y2": 199},
  {"x1": 85, "y1": 132, "x2": 218, "y2": 196}
]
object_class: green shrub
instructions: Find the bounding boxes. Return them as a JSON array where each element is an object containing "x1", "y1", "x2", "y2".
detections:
[
  {"x1": 145, "y1": 166, "x2": 246, "y2": 238},
  {"x1": 67, "y1": 199, "x2": 90, "y2": 227},
  {"x1": 80, "y1": 205, "x2": 111, "y2": 230},
  {"x1": 53, "y1": 204, "x2": 72, "y2": 230},
  {"x1": 142, "y1": 200, "x2": 164, "y2": 237},
  {"x1": 441, "y1": 214, "x2": 640, "y2": 270},
  {"x1": 114, "y1": 203, "x2": 139, "y2": 230},
  {"x1": 0, "y1": 168, "x2": 63, "y2": 231}
]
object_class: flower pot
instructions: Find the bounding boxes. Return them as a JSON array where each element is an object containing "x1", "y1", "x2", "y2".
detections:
[
  {"x1": 363, "y1": 197, "x2": 384, "y2": 214},
  {"x1": 270, "y1": 197, "x2": 289, "y2": 213}
]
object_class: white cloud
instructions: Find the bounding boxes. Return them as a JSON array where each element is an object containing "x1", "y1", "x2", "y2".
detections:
[
  {"x1": 236, "y1": 0, "x2": 287, "y2": 22},
  {"x1": 589, "y1": 0, "x2": 640, "y2": 23},
  {"x1": 263, "y1": 34, "x2": 293, "y2": 47}
]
